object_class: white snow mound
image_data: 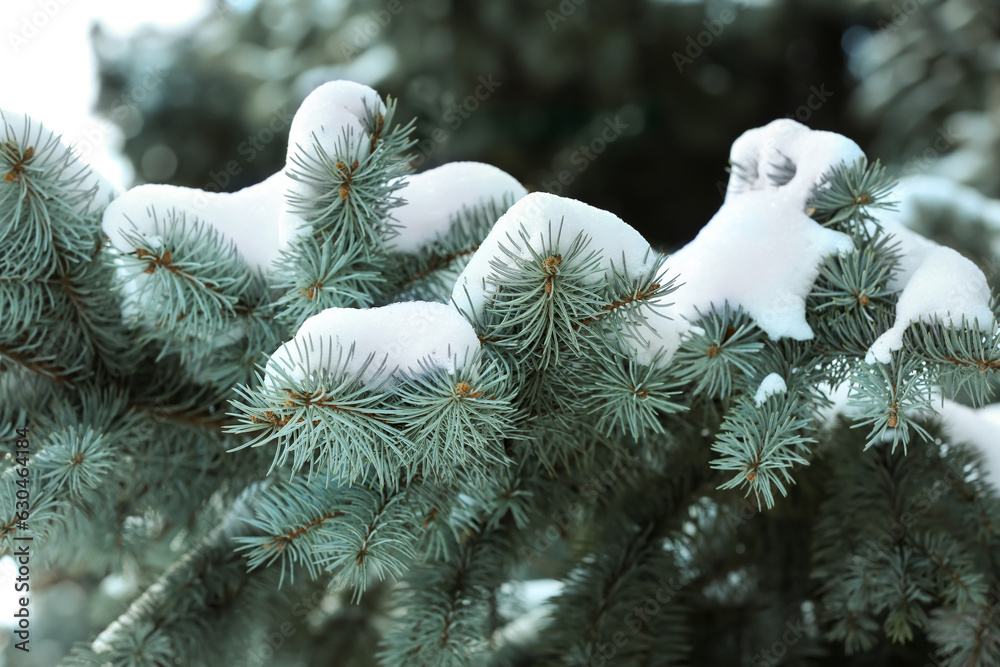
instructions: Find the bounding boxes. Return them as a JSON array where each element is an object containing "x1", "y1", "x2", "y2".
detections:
[
  {"x1": 103, "y1": 172, "x2": 286, "y2": 271},
  {"x1": 265, "y1": 301, "x2": 481, "y2": 386},
  {"x1": 279, "y1": 81, "x2": 387, "y2": 247},
  {"x1": 388, "y1": 162, "x2": 528, "y2": 254},
  {"x1": 866, "y1": 246, "x2": 993, "y2": 363},
  {"x1": 102, "y1": 81, "x2": 386, "y2": 270},
  {"x1": 635, "y1": 119, "x2": 863, "y2": 365},
  {"x1": 862, "y1": 177, "x2": 996, "y2": 364},
  {"x1": 754, "y1": 373, "x2": 788, "y2": 407},
  {"x1": 452, "y1": 192, "x2": 658, "y2": 315},
  {"x1": 286, "y1": 80, "x2": 381, "y2": 161}
]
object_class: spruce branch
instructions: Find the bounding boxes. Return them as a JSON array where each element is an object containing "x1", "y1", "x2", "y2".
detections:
[
  {"x1": 272, "y1": 240, "x2": 379, "y2": 329},
  {"x1": 575, "y1": 347, "x2": 686, "y2": 440},
  {"x1": 235, "y1": 475, "x2": 344, "y2": 585},
  {"x1": 227, "y1": 351, "x2": 405, "y2": 489},
  {"x1": 910, "y1": 532, "x2": 989, "y2": 610},
  {"x1": 812, "y1": 230, "x2": 900, "y2": 312},
  {"x1": 540, "y1": 444, "x2": 709, "y2": 666},
  {"x1": 812, "y1": 420, "x2": 1000, "y2": 660},
  {"x1": 228, "y1": 342, "x2": 517, "y2": 490},
  {"x1": 848, "y1": 355, "x2": 936, "y2": 453},
  {"x1": 711, "y1": 394, "x2": 813, "y2": 510},
  {"x1": 928, "y1": 599, "x2": 1000, "y2": 667},
  {"x1": 870, "y1": 548, "x2": 933, "y2": 644},
  {"x1": 10, "y1": 88, "x2": 1000, "y2": 666},
  {"x1": 115, "y1": 208, "x2": 252, "y2": 341},
  {"x1": 581, "y1": 249, "x2": 677, "y2": 348},
  {"x1": 481, "y1": 222, "x2": 605, "y2": 368},
  {"x1": 0, "y1": 460, "x2": 64, "y2": 553},
  {"x1": 284, "y1": 106, "x2": 412, "y2": 253},
  {"x1": 56, "y1": 255, "x2": 138, "y2": 375},
  {"x1": 0, "y1": 329, "x2": 84, "y2": 386},
  {"x1": 0, "y1": 111, "x2": 106, "y2": 278},
  {"x1": 0, "y1": 279, "x2": 59, "y2": 337},
  {"x1": 378, "y1": 526, "x2": 509, "y2": 666},
  {"x1": 807, "y1": 245, "x2": 899, "y2": 359},
  {"x1": 671, "y1": 303, "x2": 765, "y2": 399},
  {"x1": 909, "y1": 320, "x2": 1000, "y2": 407},
  {"x1": 75, "y1": 490, "x2": 285, "y2": 667},
  {"x1": 458, "y1": 460, "x2": 535, "y2": 534},
  {"x1": 391, "y1": 354, "x2": 517, "y2": 484},
  {"x1": 274, "y1": 93, "x2": 415, "y2": 327},
  {"x1": 543, "y1": 526, "x2": 688, "y2": 665},
  {"x1": 809, "y1": 157, "x2": 897, "y2": 236},
  {"x1": 391, "y1": 196, "x2": 515, "y2": 303},
  {"x1": 34, "y1": 425, "x2": 117, "y2": 498},
  {"x1": 318, "y1": 484, "x2": 422, "y2": 601}
]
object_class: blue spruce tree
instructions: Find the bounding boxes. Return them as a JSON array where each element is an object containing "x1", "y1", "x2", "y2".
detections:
[{"x1": 4, "y1": 80, "x2": 1000, "y2": 666}]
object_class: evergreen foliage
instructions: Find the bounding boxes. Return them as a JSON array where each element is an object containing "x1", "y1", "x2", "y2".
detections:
[{"x1": 6, "y1": 87, "x2": 1000, "y2": 667}]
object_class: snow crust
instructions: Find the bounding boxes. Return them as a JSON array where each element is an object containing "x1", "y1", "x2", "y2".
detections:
[
  {"x1": 865, "y1": 246, "x2": 993, "y2": 363},
  {"x1": 452, "y1": 192, "x2": 658, "y2": 315},
  {"x1": 288, "y1": 80, "x2": 385, "y2": 144},
  {"x1": 862, "y1": 177, "x2": 995, "y2": 364},
  {"x1": 279, "y1": 81, "x2": 383, "y2": 246},
  {"x1": 103, "y1": 172, "x2": 286, "y2": 271},
  {"x1": 636, "y1": 119, "x2": 862, "y2": 365},
  {"x1": 754, "y1": 373, "x2": 788, "y2": 407},
  {"x1": 102, "y1": 79, "x2": 528, "y2": 278},
  {"x1": 102, "y1": 81, "x2": 386, "y2": 271},
  {"x1": 388, "y1": 162, "x2": 528, "y2": 254},
  {"x1": 265, "y1": 301, "x2": 481, "y2": 386},
  {"x1": 285, "y1": 80, "x2": 380, "y2": 164}
]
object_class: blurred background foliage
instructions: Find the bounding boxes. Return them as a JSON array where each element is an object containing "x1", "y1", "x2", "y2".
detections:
[{"x1": 91, "y1": 0, "x2": 1000, "y2": 249}]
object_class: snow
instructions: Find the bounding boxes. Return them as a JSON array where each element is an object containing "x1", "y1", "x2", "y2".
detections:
[
  {"x1": 860, "y1": 176, "x2": 996, "y2": 364},
  {"x1": 285, "y1": 81, "x2": 377, "y2": 168},
  {"x1": 865, "y1": 246, "x2": 993, "y2": 363},
  {"x1": 290, "y1": 80, "x2": 385, "y2": 136},
  {"x1": 102, "y1": 81, "x2": 388, "y2": 270},
  {"x1": 874, "y1": 176, "x2": 1000, "y2": 286},
  {"x1": 935, "y1": 399, "x2": 1000, "y2": 491},
  {"x1": 278, "y1": 81, "x2": 385, "y2": 247},
  {"x1": 102, "y1": 172, "x2": 286, "y2": 272},
  {"x1": 449, "y1": 121, "x2": 866, "y2": 368},
  {"x1": 264, "y1": 301, "x2": 481, "y2": 387},
  {"x1": 452, "y1": 192, "x2": 659, "y2": 315},
  {"x1": 615, "y1": 123, "x2": 995, "y2": 370},
  {"x1": 635, "y1": 119, "x2": 862, "y2": 365},
  {"x1": 0, "y1": 108, "x2": 117, "y2": 212},
  {"x1": 871, "y1": 218, "x2": 938, "y2": 293},
  {"x1": 754, "y1": 373, "x2": 787, "y2": 407},
  {"x1": 388, "y1": 162, "x2": 528, "y2": 254}
]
